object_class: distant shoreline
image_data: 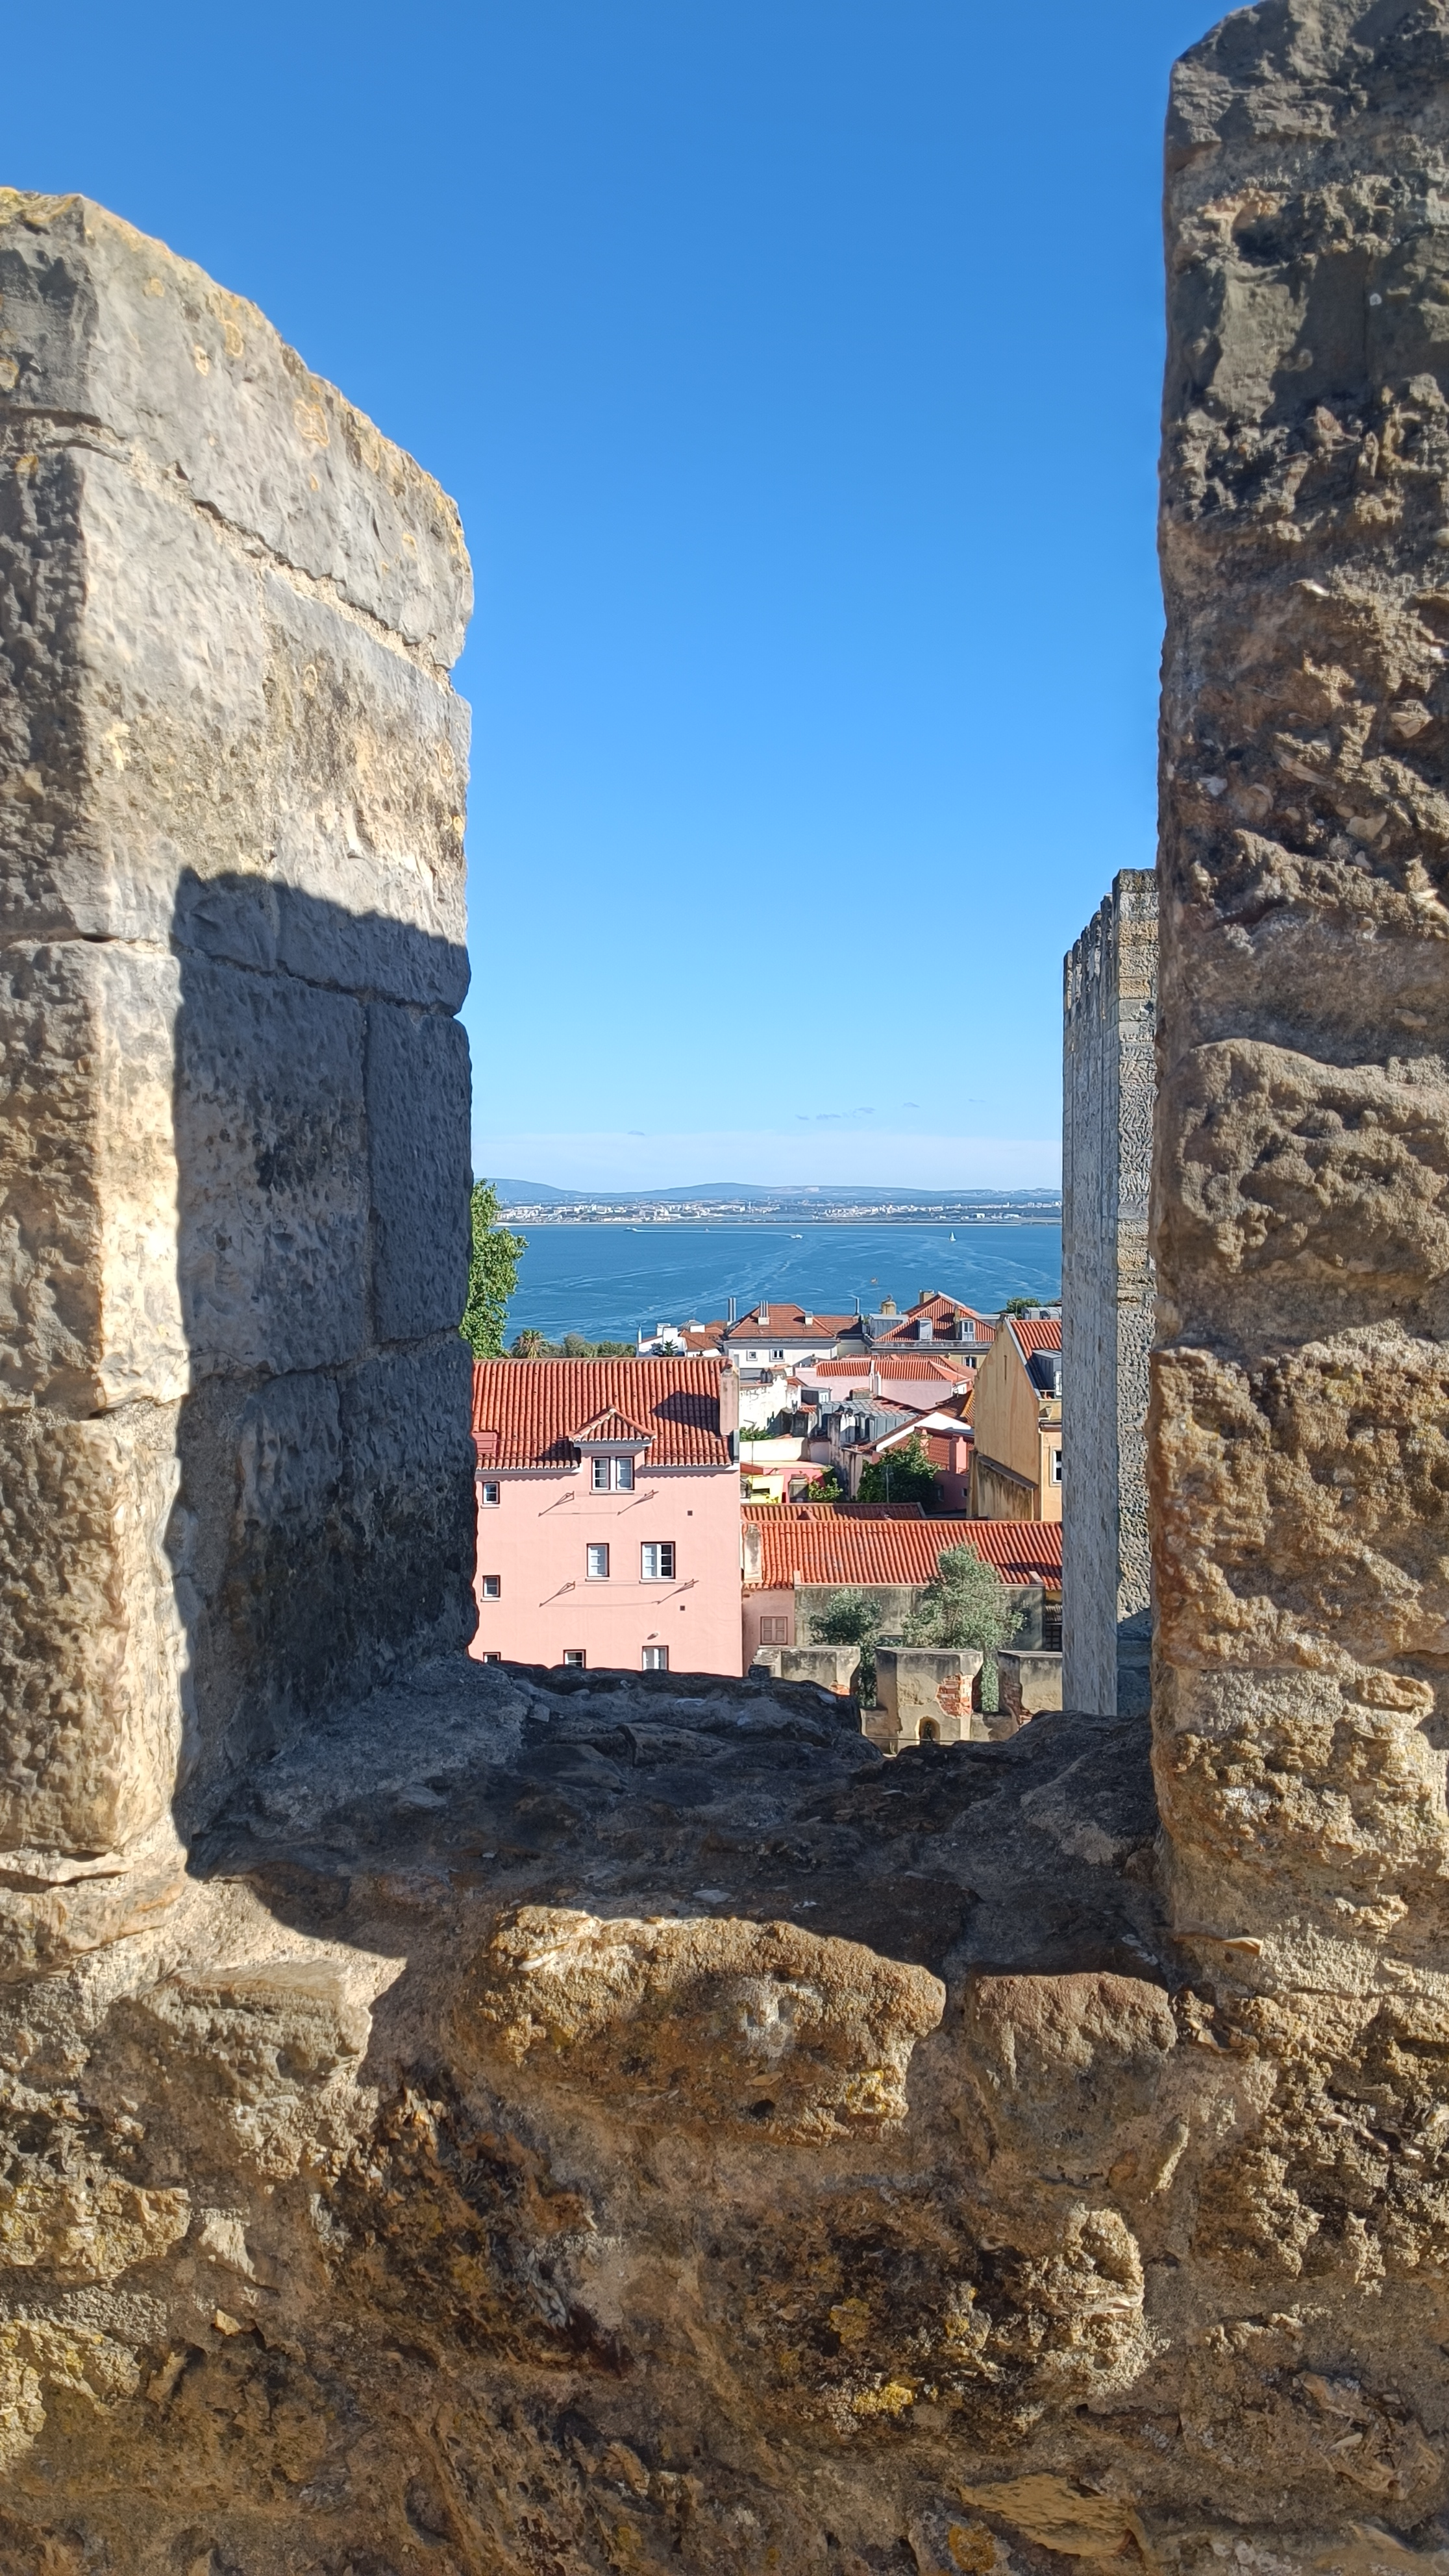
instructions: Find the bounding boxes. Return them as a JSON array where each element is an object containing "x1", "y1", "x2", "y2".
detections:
[{"x1": 504, "y1": 1212, "x2": 1061, "y2": 1228}]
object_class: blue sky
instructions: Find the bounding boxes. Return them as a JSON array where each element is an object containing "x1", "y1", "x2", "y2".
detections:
[{"x1": 14, "y1": 0, "x2": 1218, "y2": 1191}]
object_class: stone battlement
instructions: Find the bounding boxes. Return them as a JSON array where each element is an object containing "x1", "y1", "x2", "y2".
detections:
[{"x1": 6, "y1": 15, "x2": 1449, "y2": 2552}]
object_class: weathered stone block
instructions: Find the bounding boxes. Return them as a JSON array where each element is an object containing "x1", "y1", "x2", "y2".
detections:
[
  {"x1": 1159, "y1": 1039, "x2": 1449, "y2": 1346},
  {"x1": 0, "y1": 1402, "x2": 183, "y2": 1852},
  {"x1": 264, "y1": 577, "x2": 470, "y2": 1008},
  {"x1": 0, "y1": 191, "x2": 470, "y2": 662},
  {"x1": 0, "y1": 192, "x2": 475, "y2": 1868},
  {"x1": 468, "y1": 1905, "x2": 945, "y2": 2140},
  {"x1": 0, "y1": 940, "x2": 185, "y2": 1415},
  {"x1": 0, "y1": 441, "x2": 470, "y2": 986},
  {"x1": 167, "y1": 1339, "x2": 474, "y2": 1816},
  {"x1": 771, "y1": 1643, "x2": 860, "y2": 1697},
  {"x1": 874, "y1": 1646, "x2": 984, "y2": 1747},
  {"x1": 996, "y1": 1649, "x2": 1063, "y2": 1722},
  {"x1": 365, "y1": 1003, "x2": 471, "y2": 1344},
  {"x1": 1152, "y1": 0, "x2": 1449, "y2": 1983},
  {"x1": 1152, "y1": 1335, "x2": 1449, "y2": 1676},
  {"x1": 175, "y1": 954, "x2": 369, "y2": 1379}
]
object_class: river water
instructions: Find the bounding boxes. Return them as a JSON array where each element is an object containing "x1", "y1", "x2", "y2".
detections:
[{"x1": 502, "y1": 1220, "x2": 1062, "y2": 1346}]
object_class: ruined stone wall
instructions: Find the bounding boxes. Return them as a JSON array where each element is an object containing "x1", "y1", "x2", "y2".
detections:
[
  {"x1": 16, "y1": 40, "x2": 1449, "y2": 2563},
  {"x1": 1061, "y1": 871, "x2": 1156, "y2": 1718},
  {"x1": 1153, "y1": 0, "x2": 1449, "y2": 1974},
  {"x1": 0, "y1": 192, "x2": 476, "y2": 1917}
]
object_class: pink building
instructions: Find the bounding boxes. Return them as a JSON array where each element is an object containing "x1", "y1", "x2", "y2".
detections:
[{"x1": 470, "y1": 1357, "x2": 744, "y2": 1676}]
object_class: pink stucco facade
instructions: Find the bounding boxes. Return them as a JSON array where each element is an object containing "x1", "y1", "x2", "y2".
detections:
[
  {"x1": 467, "y1": 1356, "x2": 745, "y2": 1676},
  {"x1": 471, "y1": 1463, "x2": 743, "y2": 1674}
]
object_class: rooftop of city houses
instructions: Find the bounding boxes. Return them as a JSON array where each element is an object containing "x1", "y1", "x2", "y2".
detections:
[
  {"x1": 878, "y1": 1291, "x2": 989, "y2": 1333},
  {"x1": 724, "y1": 1304, "x2": 856, "y2": 1338},
  {"x1": 1008, "y1": 1316, "x2": 1062, "y2": 1357},
  {"x1": 811, "y1": 1354, "x2": 973, "y2": 1381},
  {"x1": 741, "y1": 1505, "x2": 1061, "y2": 1591},
  {"x1": 471, "y1": 1356, "x2": 732, "y2": 1470}
]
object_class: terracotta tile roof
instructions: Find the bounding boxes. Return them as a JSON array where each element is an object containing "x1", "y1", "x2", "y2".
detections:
[
  {"x1": 471, "y1": 1357, "x2": 730, "y2": 1470},
  {"x1": 724, "y1": 1306, "x2": 854, "y2": 1342},
  {"x1": 742, "y1": 1507, "x2": 1061, "y2": 1591},
  {"x1": 571, "y1": 1405, "x2": 652, "y2": 1446},
  {"x1": 1009, "y1": 1318, "x2": 1062, "y2": 1357},
  {"x1": 813, "y1": 1356, "x2": 968, "y2": 1382},
  {"x1": 877, "y1": 1293, "x2": 993, "y2": 1346}
]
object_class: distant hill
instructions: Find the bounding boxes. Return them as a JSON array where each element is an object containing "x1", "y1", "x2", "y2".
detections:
[{"x1": 484, "y1": 1180, "x2": 1061, "y2": 1209}]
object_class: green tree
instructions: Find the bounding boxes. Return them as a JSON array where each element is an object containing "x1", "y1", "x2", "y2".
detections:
[
  {"x1": 906, "y1": 1544, "x2": 1021, "y2": 1713},
  {"x1": 510, "y1": 1328, "x2": 551, "y2": 1357},
  {"x1": 998, "y1": 1295, "x2": 1043, "y2": 1318},
  {"x1": 806, "y1": 1586, "x2": 884, "y2": 1704},
  {"x1": 804, "y1": 1470, "x2": 843, "y2": 1505},
  {"x1": 460, "y1": 1183, "x2": 527, "y2": 1359},
  {"x1": 856, "y1": 1432, "x2": 939, "y2": 1510}
]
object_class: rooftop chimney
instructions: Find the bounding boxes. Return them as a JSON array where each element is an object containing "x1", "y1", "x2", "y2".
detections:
[{"x1": 718, "y1": 1365, "x2": 740, "y2": 1440}]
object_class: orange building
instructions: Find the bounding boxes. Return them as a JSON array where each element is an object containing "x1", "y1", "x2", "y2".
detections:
[{"x1": 969, "y1": 1316, "x2": 1062, "y2": 1522}]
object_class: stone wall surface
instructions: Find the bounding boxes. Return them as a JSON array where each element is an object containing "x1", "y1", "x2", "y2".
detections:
[
  {"x1": 0, "y1": 189, "x2": 476, "y2": 1900},
  {"x1": 1152, "y1": 0, "x2": 1449, "y2": 1979},
  {"x1": 11, "y1": 82, "x2": 1449, "y2": 2568},
  {"x1": 1061, "y1": 872, "x2": 1156, "y2": 1718}
]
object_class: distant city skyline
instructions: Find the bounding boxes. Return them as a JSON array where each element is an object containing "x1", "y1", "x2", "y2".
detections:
[{"x1": 475, "y1": 1129, "x2": 1062, "y2": 1195}]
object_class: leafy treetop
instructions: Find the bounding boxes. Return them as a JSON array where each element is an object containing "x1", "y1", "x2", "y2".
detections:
[
  {"x1": 460, "y1": 1183, "x2": 526, "y2": 1359},
  {"x1": 906, "y1": 1544, "x2": 1021, "y2": 1712},
  {"x1": 856, "y1": 1432, "x2": 938, "y2": 1510}
]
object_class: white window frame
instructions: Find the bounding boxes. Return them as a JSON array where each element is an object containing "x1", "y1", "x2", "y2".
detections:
[
  {"x1": 480, "y1": 1574, "x2": 501, "y2": 1600},
  {"x1": 641, "y1": 1645, "x2": 669, "y2": 1672},
  {"x1": 586, "y1": 1543, "x2": 610, "y2": 1581},
  {"x1": 591, "y1": 1455, "x2": 636, "y2": 1491},
  {"x1": 1051, "y1": 1448, "x2": 1063, "y2": 1484},
  {"x1": 479, "y1": 1480, "x2": 501, "y2": 1508},
  {"x1": 562, "y1": 1649, "x2": 586, "y2": 1669},
  {"x1": 641, "y1": 1541, "x2": 676, "y2": 1582}
]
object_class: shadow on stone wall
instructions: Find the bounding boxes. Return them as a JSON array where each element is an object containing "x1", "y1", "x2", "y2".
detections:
[{"x1": 165, "y1": 870, "x2": 477, "y2": 1845}]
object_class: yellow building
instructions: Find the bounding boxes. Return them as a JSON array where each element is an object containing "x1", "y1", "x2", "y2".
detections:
[{"x1": 969, "y1": 1316, "x2": 1062, "y2": 1522}]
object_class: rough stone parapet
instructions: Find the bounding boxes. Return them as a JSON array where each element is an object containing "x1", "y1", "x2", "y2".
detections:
[
  {"x1": 874, "y1": 1644, "x2": 987, "y2": 1746},
  {"x1": 1062, "y1": 870, "x2": 1156, "y2": 1717},
  {"x1": 13, "y1": 108, "x2": 1449, "y2": 2563},
  {"x1": 1153, "y1": 0, "x2": 1449, "y2": 1987},
  {"x1": 0, "y1": 192, "x2": 475, "y2": 1901}
]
